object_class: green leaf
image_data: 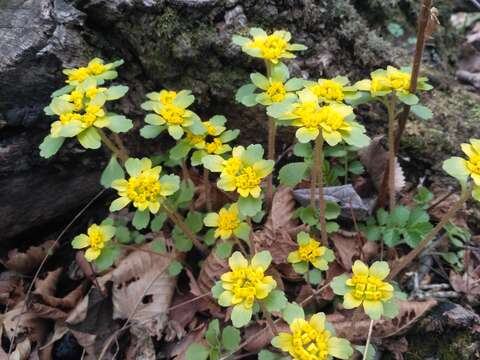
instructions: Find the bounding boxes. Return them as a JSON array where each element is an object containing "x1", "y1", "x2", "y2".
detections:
[
  {"x1": 330, "y1": 274, "x2": 349, "y2": 295},
  {"x1": 151, "y1": 213, "x2": 167, "y2": 232},
  {"x1": 100, "y1": 155, "x2": 125, "y2": 188},
  {"x1": 237, "y1": 196, "x2": 262, "y2": 217},
  {"x1": 295, "y1": 206, "x2": 318, "y2": 226},
  {"x1": 235, "y1": 84, "x2": 257, "y2": 107},
  {"x1": 473, "y1": 185, "x2": 480, "y2": 202},
  {"x1": 185, "y1": 211, "x2": 204, "y2": 234},
  {"x1": 387, "y1": 22, "x2": 404, "y2": 37},
  {"x1": 292, "y1": 261, "x2": 309, "y2": 274},
  {"x1": 106, "y1": 115, "x2": 133, "y2": 133},
  {"x1": 185, "y1": 343, "x2": 209, "y2": 360},
  {"x1": 168, "y1": 260, "x2": 183, "y2": 276},
  {"x1": 278, "y1": 162, "x2": 308, "y2": 187},
  {"x1": 231, "y1": 305, "x2": 252, "y2": 328},
  {"x1": 211, "y1": 281, "x2": 223, "y2": 299},
  {"x1": 215, "y1": 242, "x2": 233, "y2": 259},
  {"x1": 389, "y1": 206, "x2": 410, "y2": 227},
  {"x1": 39, "y1": 135, "x2": 65, "y2": 158},
  {"x1": 94, "y1": 245, "x2": 120, "y2": 271},
  {"x1": 170, "y1": 141, "x2": 191, "y2": 160},
  {"x1": 442, "y1": 157, "x2": 469, "y2": 184},
  {"x1": 106, "y1": 85, "x2": 129, "y2": 100},
  {"x1": 397, "y1": 92, "x2": 419, "y2": 105},
  {"x1": 414, "y1": 185, "x2": 434, "y2": 205},
  {"x1": 221, "y1": 326, "x2": 241, "y2": 351},
  {"x1": 365, "y1": 225, "x2": 382, "y2": 241},
  {"x1": 205, "y1": 319, "x2": 220, "y2": 346},
  {"x1": 234, "y1": 222, "x2": 251, "y2": 241},
  {"x1": 348, "y1": 160, "x2": 364, "y2": 175},
  {"x1": 383, "y1": 228, "x2": 401, "y2": 247},
  {"x1": 411, "y1": 104, "x2": 433, "y2": 120},
  {"x1": 382, "y1": 298, "x2": 400, "y2": 319},
  {"x1": 306, "y1": 269, "x2": 322, "y2": 285},
  {"x1": 258, "y1": 350, "x2": 288, "y2": 360},
  {"x1": 293, "y1": 143, "x2": 313, "y2": 158},
  {"x1": 204, "y1": 229, "x2": 216, "y2": 246},
  {"x1": 174, "y1": 180, "x2": 196, "y2": 208},
  {"x1": 173, "y1": 228, "x2": 193, "y2": 252},
  {"x1": 77, "y1": 127, "x2": 101, "y2": 149},
  {"x1": 282, "y1": 302, "x2": 305, "y2": 325},
  {"x1": 132, "y1": 209, "x2": 150, "y2": 230},
  {"x1": 140, "y1": 125, "x2": 163, "y2": 139},
  {"x1": 325, "y1": 201, "x2": 341, "y2": 220},
  {"x1": 115, "y1": 226, "x2": 131, "y2": 243},
  {"x1": 355, "y1": 345, "x2": 376, "y2": 360},
  {"x1": 262, "y1": 290, "x2": 287, "y2": 313},
  {"x1": 376, "y1": 208, "x2": 389, "y2": 226}
]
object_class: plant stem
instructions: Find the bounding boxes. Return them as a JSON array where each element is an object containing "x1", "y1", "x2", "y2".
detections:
[
  {"x1": 388, "y1": 184, "x2": 471, "y2": 280},
  {"x1": 260, "y1": 302, "x2": 278, "y2": 336},
  {"x1": 315, "y1": 135, "x2": 328, "y2": 245},
  {"x1": 265, "y1": 60, "x2": 275, "y2": 209},
  {"x1": 162, "y1": 204, "x2": 207, "y2": 254},
  {"x1": 204, "y1": 168, "x2": 212, "y2": 212},
  {"x1": 112, "y1": 133, "x2": 129, "y2": 160},
  {"x1": 387, "y1": 96, "x2": 397, "y2": 211},
  {"x1": 98, "y1": 129, "x2": 128, "y2": 164},
  {"x1": 363, "y1": 320, "x2": 374, "y2": 360},
  {"x1": 394, "y1": 0, "x2": 433, "y2": 153}
]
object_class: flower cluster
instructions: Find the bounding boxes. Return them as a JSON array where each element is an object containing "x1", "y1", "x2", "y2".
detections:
[
  {"x1": 305, "y1": 76, "x2": 358, "y2": 104},
  {"x1": 232, "y1": 28, "x2": 306, "y2": 64},
  {"x1": 40, "y1": 58, "x2": 132, "y2": 157},
  {"x1": 202, "y1": 144, "x2": 274, "y2": 199},
  {"x1": 331, "y1": 260, "x2": 398, "y2": 320},
  {"x1": 141, "y1": 89, "x2": 204, "y2": 140},
  {"x1": 204, "y1": 203, "x2": 250, "y2": 240},
  {"x1": 215, "y1": 251, "x2": 276, "y2": 327},
  {"x1": 268, "y1": 89, "x2": 369, "y2": 147},
  {"x1": 71, "y1": 223, "x2": 115, "y2": 261},
  {"x1": 288, "y1": 232, "x2": 335, "y2": 274},
  {"x1": 272, "y1": 309, "x2": 353, "y2": 360},
  {"x1": 110, "y1": 157, "x2": 180, "y2": 214},
  {"x1": 355, "y1": 66, "x2": 432, "y2": 99}
]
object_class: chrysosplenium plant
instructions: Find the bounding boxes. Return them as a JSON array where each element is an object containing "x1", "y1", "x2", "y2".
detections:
[{"x1": 38, "y1": 24, "x2": 477, "y2": 360}]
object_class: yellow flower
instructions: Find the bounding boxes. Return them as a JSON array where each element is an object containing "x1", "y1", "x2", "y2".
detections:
[
  {"x1": 272, "y1": 312, "x2": 353, "y2": 360},
  {"x1": 110, "y1": 158, "x2": 180, "y2": 214},
  {"x1": 204, "y1": 203, "x2": 249, "y2": 240},
  {"x1": 205, "y1": 138, "x2": 226, "y2": 154},
  {"x1": 71, "y1": 223, "x2": 115, "y2": 261},
  {"x1": 142, "y1": 91, "x2": 203, "y2": 140},
  {"x1": 232, "y1": 28, "x2": 307, "y2": 64},
  {"x1": 63, "y1": 58, "x2": 123, "y2": 85},
  {"x1": 307, "y1": 76, "x2": 358, "y2": 104},
  {"x1": 355, "y1": 66, "x2": 432, "y2": 98},
  {"x1": 341, "y1": 260, "x2": 394, "y2": 320},
  {"x1": 288, "y1": 232, "x2": 335, "y2": 273},
  {"x1": 461, "y1": 139, "x2": 480, "y2": 185},
  {"x1": 203, "y1": 145, "x2": 274, "y2": 198},
  {"x1": 185, "y1": 131, "x2": 206, "y2": 148},
  {"x1": 218, "y1": 251, "x2": 276, "y2": 311}
]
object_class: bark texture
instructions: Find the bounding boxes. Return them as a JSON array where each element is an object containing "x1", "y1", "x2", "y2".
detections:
[{"x1": 0, "y1": 0, "x2": 479, "y2": 243}]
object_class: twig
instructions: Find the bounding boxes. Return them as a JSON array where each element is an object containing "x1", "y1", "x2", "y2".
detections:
[
  {"x1": 388, "y1": 184, "x2": 471, "y2": 280},
  {"x1": 363, "y1": 320, "x2": 374, "y2": 360},
  {"x1": 167, "y1": 292, "x2": 211, "y2": 312},
  {"x1": 204, "y1": 168, "x2": 212, "y2": 212},
  {"x1": 378, "y1": 0, "x2": 432, "y2": 208},
  {"x1": 426, "y1": 189, "x2": 455, "y2": 211},
  {"x1": 111, "y1": 133, "x2": 129, "y2": 161},
  {"x1": 7, "y1": 189, "x2": 107, "y2": 357},
  {"x1": 315, "y1": 135, "x2": 328, "y2": 245}
]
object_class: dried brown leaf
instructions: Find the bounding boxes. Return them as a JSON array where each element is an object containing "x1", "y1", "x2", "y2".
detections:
[
  {"x1": 243, "y1": 321, "x2": 290, "y2": 353},
  {"x1": 196, "y1": 251, "x2": 228, "y2": 295},
  {"x1": 253, "y1": 186, "x2": 301, "y2": 264},
  {"x1": 164, "y1": 323, "x2": 207, "y2": 360},
  {"x1": 2, "y1": 301, "x2": 50, "y2": 343},
  {"x1": 9, "y1": 338, "x2": 32, "y2": 360},
  {"x1": 0, "y1": 271, "x2": 24, "y2": 307},
  {"x1": 329, "y1": 298, "x2": 437, "y2": 342},
  {"x1": 331, "y1": 233, "x2": 362, "y2": 271},
  {"x1": 450, "y1": 271, "x2": 480, "y2": 305},
  {"x1": 125, "y1": 326, "x2": 156, "y2": 360},
  {"x1": 1, "y1": 240, "x2": 57, "y2": 275},
  {"x1": 109, "y1": 247, "x2": 176, "y2": 338},
  {"x1": 428, "y1": 185, "x2": 467, "y2": 227},
  {"x1": 358, "y1": 136, "x2": 405, "y2": 193}
]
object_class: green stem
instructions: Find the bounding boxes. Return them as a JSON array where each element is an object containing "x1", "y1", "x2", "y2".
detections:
[
  {"x1": 204, "y1": 168, "x2": 212, "y2": 212},
  {"x1": 98, "y1": 129, "x2": 128, "y2": 164},
  {"x1": 162, "y1": 204, "x2": 207, "y2": 254},
  {"x1": 315, "y1": 135, "x2": 328, "y2": 245},
  {"x1": 260, "y1": 302, "x2": 278, "y2": 336},
  {"x1": 265, "y1": 60, "x2": 276, "y2": 209},
  {"x1": 388, "y1": 184, "x2": 472, "y2": 280}
]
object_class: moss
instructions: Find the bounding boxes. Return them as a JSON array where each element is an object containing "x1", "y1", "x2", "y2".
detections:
[{"x1": 405, "y1": 330, "x2": 478, "y2": 359}]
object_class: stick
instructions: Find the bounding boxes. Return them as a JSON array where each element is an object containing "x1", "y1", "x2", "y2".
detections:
[{"x1": 362, "y1": 320, "x2": 374, "y2": 360}]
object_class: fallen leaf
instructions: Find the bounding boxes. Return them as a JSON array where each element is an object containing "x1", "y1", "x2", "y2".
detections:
[
  {"x1": 109, "y1": 246, "x2": 176, "y2": 338},
  {"x1": 243, "y1": 321, "x2": 289, "y2": 353},
  {"x1": 331, "y1": 233, "x2": 362, "y2": 271},
  {"x1": 196, "y1": 251, "x2": 228, "y2": 296},
  {"x1": 125, "y1": 326, "x2": 156, "y2": 360},
  {"x1": 329, "y1": 299, "x2": 437, "y2": 342},
  {"x1": 253, "y1": 186, "x2": 301, "y2": 264},
  {"x1": 450, "y1": 271, "x2": 480, "y2": 305},
  {"x1": 0, "y1": 271, "x2": 24, "y2": 307},
  {"x1": 428, "y1": 185, "x2": 468, "y2": 227},
  {"x1": 1, "y1": 240, "x2": 57, "y2": 274}
]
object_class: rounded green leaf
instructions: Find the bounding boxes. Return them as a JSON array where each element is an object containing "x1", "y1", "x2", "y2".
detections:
[
  {"x1": 442, "y1": 157, "x2": 469, "y2": 183},
  {"x1": 262, "y1": 289, "x2": 287, "y2": 313},
  {"x1": 411, "y1": 104, "x2": 433, "y2": 120},
  {"x1": 100, "y1": 155, "x2": 125, "y2": 188},
  {"x1": 278, "y1": 162, "x2": 308, "y2": 187},
  {"x1": 330, "y1": 274, "x2": 349, "y2": 295},
  {"x1": 132, "y1": 209, "x2": 150, "y2": 230},
  {"x1": 221, "y1": 326, "x2": 241, "y2": 351},
  {"x1": 237, "y1": 196, "x2": 262, "y2": 217},
  {"x1": 39, "y1": 135, "x2": 65, "y2": 158},
  {"x1": 282, "y1": 302, "x2": 305, "y2": 325},
  {"x1": 231, "y1": 305, "x2": 252, "y2": 328},
  {"x1": 77, "y1": 128, "x2": 101, "y2": 149}
]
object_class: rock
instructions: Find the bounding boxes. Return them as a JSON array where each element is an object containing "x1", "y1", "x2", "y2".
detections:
[{"x1": 0, "y1": 0, "x2": 479, "y2": 243}]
